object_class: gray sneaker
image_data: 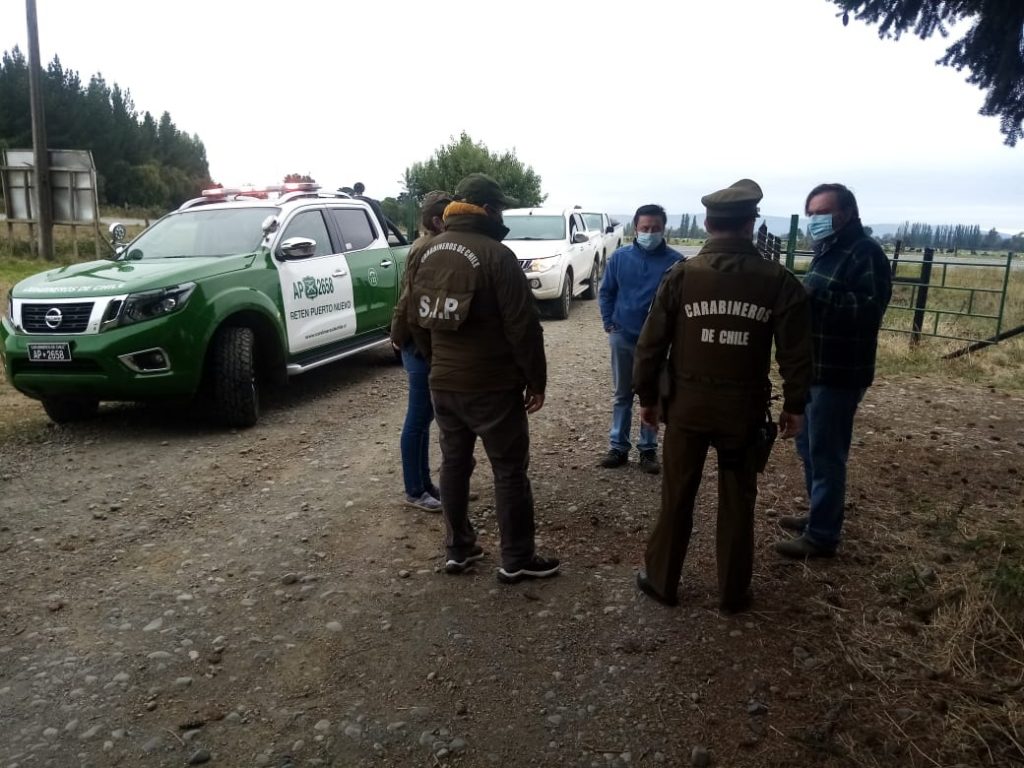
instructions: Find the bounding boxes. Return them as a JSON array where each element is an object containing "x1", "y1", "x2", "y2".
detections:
[{"x1": 405, "y1": 491, "x2": 442, "y2": 513}]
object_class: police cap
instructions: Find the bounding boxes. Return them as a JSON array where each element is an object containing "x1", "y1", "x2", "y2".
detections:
[
  {"x1": 454, "y1": 173, "x2": 519, "y2": 209},
  {"x1": 700, "y1": 179, "x2": 763, "y2": 218}
]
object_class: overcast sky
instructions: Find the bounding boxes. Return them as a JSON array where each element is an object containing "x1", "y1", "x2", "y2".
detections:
[{"x1": 3, "y1": 0, "x2": 1022, "y2": 231}]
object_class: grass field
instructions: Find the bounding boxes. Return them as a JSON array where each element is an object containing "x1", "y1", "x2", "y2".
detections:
[{"x1": 2, "y1": 233, "x2": 1022, "y2": 393}]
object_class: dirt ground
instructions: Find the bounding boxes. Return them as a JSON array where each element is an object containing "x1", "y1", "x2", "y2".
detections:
[{"x1": 1, "y1": 298, "x2": 1022, "y2": 768}]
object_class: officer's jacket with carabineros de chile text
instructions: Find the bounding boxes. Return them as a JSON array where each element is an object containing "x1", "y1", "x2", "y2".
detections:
[
  {"x1": 633, "y1": 237, "x2": 811, "y2": 432},
  {"x1": 407, "y1": 210, "x2": 546, "y2": 395}
]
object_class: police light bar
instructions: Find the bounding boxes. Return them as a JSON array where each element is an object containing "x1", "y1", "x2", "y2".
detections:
[{"x1": 200, "y1": 182, "x2": 320, "y2": 199}]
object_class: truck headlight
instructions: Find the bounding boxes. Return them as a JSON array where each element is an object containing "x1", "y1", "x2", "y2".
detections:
[
  {"x1": 525, "y1": 255, "x2": 561, "y2": 274},
  {"x1": 4, "y1": 289, "x2": 12, "y2": 323},
  {"x1": 115, "y1": 283, "x2": 196, "y2": 328}
]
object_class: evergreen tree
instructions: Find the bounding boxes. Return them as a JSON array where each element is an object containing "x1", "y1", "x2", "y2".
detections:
[
  {"x1": 679, "y1": 213, "x2": 690, "y2": 239},
  {"x1": 830, "y1": 0, "x2": 1024, "y2": 145},
  {"x1": 0, "y1": 47, "x2": 211, "y2": 209}
]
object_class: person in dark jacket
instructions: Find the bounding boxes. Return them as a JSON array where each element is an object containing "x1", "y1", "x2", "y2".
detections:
[
  {"x1": 598, "y1": 204, "x2": 682, "y2": 474},
  {"x1": 633, "y1": 179, "x2": 812, "y2": 612},
  {"x1": 351, "y1": 182, "x2": 391, "y2": 238},
  {"x1": 408, "y1": 174, "x2": 559, "y2": 584},
  {"x1": 391, "y1": 190, "x2": 452, "y2": 512},
  {"x1": 775, "y1": 183, "x2": 892, "y2": 559}
]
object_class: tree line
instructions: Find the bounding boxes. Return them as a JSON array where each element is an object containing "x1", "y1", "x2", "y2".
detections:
[
  {"x1": 622, "y1": 214, "x2": 707, "y2": 240},
  {"x1": 888, "y1": 221, "x2": 1023, "y2": 252},
  {"x1": 0, "y1": 47, "x2": 211, "y2": 210}
]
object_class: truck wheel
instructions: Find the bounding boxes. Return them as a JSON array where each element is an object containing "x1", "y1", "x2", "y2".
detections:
[
  {"x1": 211, "y1": 326, "x2": 259, "y2": 428},
  {"x1": 548, "y1": 271, "x2": 572, "y2": 320},
  {"x1": 581, "y1": 257, "x2": 602, "y2": 300},
  {"x1": 42, "y1": 397, "x2": 99, "y2": 424}
]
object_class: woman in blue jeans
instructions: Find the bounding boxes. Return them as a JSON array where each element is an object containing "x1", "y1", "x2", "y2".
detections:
[
  {"x1": 391, "y1": 191, "x2": 452, "y2": 511},
  {"x1": 398, "y1": 342, "x2": 441, "y2": 510}
]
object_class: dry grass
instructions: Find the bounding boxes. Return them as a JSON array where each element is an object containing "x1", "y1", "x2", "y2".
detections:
[
  {"x1": 876, "y1": 263, "x2": 1024, "y2": 391},
  {"x1": 875, "y1": 333, "x2": 1024, "y2": 392},
  {"x1": 835, "y1": 498, "x2": 1024, "y2": 767}
]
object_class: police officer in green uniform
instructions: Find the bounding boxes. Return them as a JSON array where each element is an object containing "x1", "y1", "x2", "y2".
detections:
[
  {"x1": 407, "y1": 174, "x2": 560, "y2": 584},
  {"x1": 632, "y1": 179, "x2": 812, "y2": 612}
]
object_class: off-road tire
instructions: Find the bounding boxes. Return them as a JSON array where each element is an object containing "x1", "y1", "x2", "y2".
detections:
[
  {"x1": 548, "y1": 270, "x2": 573, "y2": 320},
  {"x1": 211, "y1": 326, "x2": 259, "y2": 428},
  {"x1": 581, "y1": 257, "x2": 602, "y2": 300},
  {"x1": 41, "y1": 397, "x2": 99, "y2": 424}
]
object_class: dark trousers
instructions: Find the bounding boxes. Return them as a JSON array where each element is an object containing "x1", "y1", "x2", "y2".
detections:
[
  {"x1": 644, "y1": 424, "x2": 759, "y2": 606},
  {"x1": 431, "y1": 388, "x2": 536, "y2": 569}
]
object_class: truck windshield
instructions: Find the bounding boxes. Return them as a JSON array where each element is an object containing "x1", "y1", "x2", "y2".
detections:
[
  {"x1": 121, "y1": 208, "x2": 278, "y2": 259},
  {"x1": 503, "y1": 215, "x2": 565, "y2": 241},
  {"x1": 582, "y1": 213, "x2": 603, "y2": 231}
]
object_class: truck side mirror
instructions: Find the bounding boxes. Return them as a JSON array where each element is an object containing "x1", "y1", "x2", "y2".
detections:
[
  {"x1": 605, "y1": 225, "x2": 614, "y2": 234},
  {"x1": 279, "y1": 237, "x2": 317, "y2": 260},
  {"x1": 572, "y1": 232, "x2": 590, "y2": 244}
]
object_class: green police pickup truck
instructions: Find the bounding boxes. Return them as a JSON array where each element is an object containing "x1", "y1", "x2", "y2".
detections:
[{"x1": 1, "y1": 184, "x2": 410, "y2": 427}]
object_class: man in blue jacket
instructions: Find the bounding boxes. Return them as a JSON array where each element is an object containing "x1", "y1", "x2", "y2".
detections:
[{"x1": 598, "y1": 204, "x2": 683, "y2": 474}]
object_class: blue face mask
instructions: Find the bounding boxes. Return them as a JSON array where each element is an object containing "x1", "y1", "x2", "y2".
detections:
[
  {"x1": 807, "y1": 214, "x2": 834, "y2": 241},
  {"x1": 636, "y1": 232, "x2": 664, "y2": 250}
]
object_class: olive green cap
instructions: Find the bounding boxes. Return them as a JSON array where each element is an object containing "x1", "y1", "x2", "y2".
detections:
[
  {"x1": 700, "y1": 178, "x2": 763, "y2": 218},
  {"x1": 420, "y1": 190, "x2": 453, "y2": 212},
  {"x1": 454, "y1": 173, "x2": 519, "y2": 209}
]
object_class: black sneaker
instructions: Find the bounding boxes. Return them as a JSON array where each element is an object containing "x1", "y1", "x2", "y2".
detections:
[
  {"x1": 638, "y1": 450, "x2": 661, "y2": 475},
  {"x1": 599, "y1": 449, "x2": 628, "y2": 468},
  {"x1": 444, "y1": 545, "x2": 485, "y2": 574},
  {"x1": 497, "y1": 556, "x2": 560, "y2": 584}
]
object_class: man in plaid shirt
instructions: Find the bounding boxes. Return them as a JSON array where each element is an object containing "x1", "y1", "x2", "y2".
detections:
[{"x1": 775, "y1": 183, "x2": 892, "y2": 559}]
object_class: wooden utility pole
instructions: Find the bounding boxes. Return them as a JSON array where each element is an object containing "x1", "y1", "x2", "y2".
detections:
[{"x1": 26, "y1": 0, "x2": 54, "y2": 259}]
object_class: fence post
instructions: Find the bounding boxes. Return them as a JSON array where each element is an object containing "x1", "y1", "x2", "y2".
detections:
[
  {"x1": 910, "y1": 247, "x2": 934, "y2": 345},
  {"x1": 995, "y1": 252, "x2": 1012, "y2": 335},
  {"x1": 890, "y1": 239, "x2": 902, "y2": 276},
  {"x1": 785, "y1": 214, "x2": 798, "y2": 272},
  {"x1": 756, "y1": 222, "x2": 767, "y2": 256}
]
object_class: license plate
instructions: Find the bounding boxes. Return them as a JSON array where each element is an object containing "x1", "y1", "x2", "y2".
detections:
[{"x1": 28, "y1": 343, "x2": 72, "y2": 362}]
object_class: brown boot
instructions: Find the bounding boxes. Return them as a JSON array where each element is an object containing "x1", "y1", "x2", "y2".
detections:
[
  {"x1": 778, "y1": 515, "x2": 808, "y2": 533},
  {"x1": 774, "y1": 535, "x2": 836, "y2": 560}
]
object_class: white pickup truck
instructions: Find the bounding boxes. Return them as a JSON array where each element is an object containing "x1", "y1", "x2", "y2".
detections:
[
  {"x1": 580, "y1": 211, "x2": 624, "y2": 263},
  {"x1": 502, "y1": 208, "x2": 603, "y2": 320}
]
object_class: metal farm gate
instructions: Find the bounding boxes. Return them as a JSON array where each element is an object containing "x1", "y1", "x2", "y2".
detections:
[{"x1": 754, "y1": 219, "x2": 1017, "y2": 353}]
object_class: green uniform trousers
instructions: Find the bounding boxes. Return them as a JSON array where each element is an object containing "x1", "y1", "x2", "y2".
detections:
[{"x1": 644, "y1": 424, "x2": 759, "y2": 607}]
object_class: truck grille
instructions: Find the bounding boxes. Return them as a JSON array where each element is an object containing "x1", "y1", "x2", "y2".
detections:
[
  {"x1": 20, "y1": 302, "x2": 94, "y2": 333},
  {"x1": 519, "y1": 260, "x2": 532, "y2": 271}
]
